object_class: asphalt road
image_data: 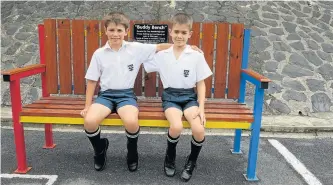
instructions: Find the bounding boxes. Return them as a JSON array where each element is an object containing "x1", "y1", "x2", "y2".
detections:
[{"x1": 1, "y1": 128, "x2": 332, "y2": 185}]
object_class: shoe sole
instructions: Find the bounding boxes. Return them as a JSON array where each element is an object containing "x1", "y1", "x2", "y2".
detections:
[
  {"x1": 180, "y1": 172, "x2": 191, "y2": 182},
  {"x1": 127, "y1": 151, "x2": 138, "y2": 172},
  {"x1": 127, "y1": 156, "x2": 138, "y2": 172},
  {"x1": 180, "y1": 176, "x2": 190, "y2": 182},
  {"x1": 164, "y1": 154, "x2": 176, "y2": 177},
  {"x1": 164, "y1": 164, "x2": 176, "y2": 177},
  {"x1": 95, "y1": 138, "x2": 109, "y2": 171},
  {"x1": 128, "y1": 166, "x2": 138, "y2": 172},
  {"x1": 164, "y1": 171, "x2": 176, "y2": 177}
]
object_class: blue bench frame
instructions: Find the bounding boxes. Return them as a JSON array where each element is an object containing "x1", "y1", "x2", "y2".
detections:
[{"x1": 232, "y1": 29, "x2": 270, "y2": 181}]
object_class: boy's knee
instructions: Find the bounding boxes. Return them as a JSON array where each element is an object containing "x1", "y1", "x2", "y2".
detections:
[
  {"x1": 123, "y1": 117, "x2": 139, "y2": 132},
  {"x1": 84, "y1": 116, "x2": 99, "y2": 132},
  {"x1": 169, "y1": 123, "x2": 183, "y2": 134},
  {"x1": 192, "y1": 125, "x2": 205, "y2": 138},
  {"x1": 123, "y1": 116, "x2": 138, "y2": 125}
]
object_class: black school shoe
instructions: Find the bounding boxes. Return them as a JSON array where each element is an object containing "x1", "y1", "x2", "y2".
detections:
[
  {"x1": 94, "y1": 138, "x2": 109, "y2": 171},
  {"x1": 180, "y1": 156, "x2": 196, "y2": 182},
  {"x1": 127, "y1": 151, "x2": 138, "y2": 172},
  {"x1": 164, "y1": 153, "x2": 176, "y2": 177}
]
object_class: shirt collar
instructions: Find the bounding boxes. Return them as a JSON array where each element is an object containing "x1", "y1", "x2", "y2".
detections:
[
  {"x1": 103, "y1": 40, "x2": 129, "y2": 51},
  {"x1": 163, "y1": 45, "x2": 195, "y2": 54},
  {"x1": 184, "y1": 45, "x2": 196, "y2": 54}
]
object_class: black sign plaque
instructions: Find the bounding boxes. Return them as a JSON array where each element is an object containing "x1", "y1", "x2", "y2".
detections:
[{"x1": 133, "y1": 24, "x2": 168, "y2": 44}]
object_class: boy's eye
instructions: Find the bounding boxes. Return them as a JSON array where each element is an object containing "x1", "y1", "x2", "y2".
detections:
[{"x1": 182, "y1": 31, "x2": 187, "y2": 35}]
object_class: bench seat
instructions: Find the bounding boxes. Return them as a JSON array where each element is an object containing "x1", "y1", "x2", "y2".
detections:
[{"x1": 20, "y1": 96, "x2": 253, "y2": 129}]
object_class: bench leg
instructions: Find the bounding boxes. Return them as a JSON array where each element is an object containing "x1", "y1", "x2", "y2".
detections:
[
  {"x1": 230, "y1": 129, "x2": 242, "y2": 154},
  {"x1": 10, "y1": 80, "x2": 32, "y2": 173},
  {"x1": 43, "y1": 124, "x2": 56, "y2": 149},
  {"x1": 244, "y1": 87, "x2": 264, "y2": 181},
  {"x1": 13, "y1": 121, "x2": 32, "y2": 173}
]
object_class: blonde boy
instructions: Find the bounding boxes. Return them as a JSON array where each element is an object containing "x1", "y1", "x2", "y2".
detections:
[{"x1": 144, "y1": 13, "x2": 212, "y2": 181}]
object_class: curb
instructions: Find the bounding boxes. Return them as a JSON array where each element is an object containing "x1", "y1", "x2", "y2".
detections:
[{"x1": 261, "y1": 125, "x2": 333, "y2": 133}]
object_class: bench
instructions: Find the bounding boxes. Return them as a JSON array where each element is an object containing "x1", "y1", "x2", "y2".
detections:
[{"x1": 1, "y1": 19, "x2": 271, "y2": 181}]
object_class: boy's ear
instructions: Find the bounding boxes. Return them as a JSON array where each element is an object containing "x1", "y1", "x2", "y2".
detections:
[
  {"x1": 125, "y1": 28, "x2": 129, "y2": 36},
  {"x1": 168, "y1": 28, "x2": 172, "y2": 34},
  {"x1": 188, "y1": 30, "x2": 193, "y2": 38}
]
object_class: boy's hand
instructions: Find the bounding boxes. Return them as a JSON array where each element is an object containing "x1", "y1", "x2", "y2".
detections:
[
  {"x1": 80, "y1": 107, "x2": 89, "y2": 117},
  {"x1": 193, "y1": 106, "x2": 206, "y2": 126},
  {"x1": 190, "y1": 45, "x2": 203, "y2": 53}
]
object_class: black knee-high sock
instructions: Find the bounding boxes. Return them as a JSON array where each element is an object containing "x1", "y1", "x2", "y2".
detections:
[
  {"x1": 126, "y1": 128, "x2": 140, "y2": 161},
  {"x1": 189, "y1": 136, "x2": 205, "y2": 163},
  {"x1": 85, "y1": 127, "x2": 104, "y2": 154},
  {"x1": 166, "y1": 130, "x2": 180, "y2": 160}
]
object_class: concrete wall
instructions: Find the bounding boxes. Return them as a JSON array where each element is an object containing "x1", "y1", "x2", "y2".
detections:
[{"x1": 1, "y1": 1, "x2": 333, "y2": 115}]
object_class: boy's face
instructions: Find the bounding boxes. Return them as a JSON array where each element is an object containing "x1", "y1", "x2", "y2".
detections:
[
  {"x1": 105, "y1": 23, "x2": 128, "y2": 45},
  {"x1": 170, "y1": 23, "x2": 192, "y2": 47}
]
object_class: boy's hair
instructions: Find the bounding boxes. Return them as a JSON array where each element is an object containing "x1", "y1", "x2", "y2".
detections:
[
  {"x1": 103, "y1": 12, "x2": 130, "y2": 30},
  {"x1": 170, "y1": 13, "x2": 193, "y2": 30}
]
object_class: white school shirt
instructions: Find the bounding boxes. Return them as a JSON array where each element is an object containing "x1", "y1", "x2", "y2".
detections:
[
  {"x1": 85, "y1": 41, "x2": 156, "y2": 91},
  {"x1": 144, "y1": 45, "x2": 213, "y2": 89}
]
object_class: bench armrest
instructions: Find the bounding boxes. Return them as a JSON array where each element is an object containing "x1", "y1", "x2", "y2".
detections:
[
  {"x1": 1, "y1": 64, "x2": 46, "y2": 82},
  {"x1": 241, "y1": 69, "x2": 271, "y2": 89}
]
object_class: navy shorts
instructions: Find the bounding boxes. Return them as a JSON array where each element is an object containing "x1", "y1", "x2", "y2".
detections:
[
  {"x1": 161, "y1": 87, "x2": 199, "y2": 112},
  {"x1": 95, "y1": 88, "x2": 138, "y2": 113}
]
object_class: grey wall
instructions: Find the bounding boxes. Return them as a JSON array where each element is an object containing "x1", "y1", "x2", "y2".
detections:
[{"x1": 1, "y1": 1, "x2": 333, "y2": 115}]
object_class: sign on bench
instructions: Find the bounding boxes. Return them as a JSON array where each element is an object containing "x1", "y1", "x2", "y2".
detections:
[{"x1": 133, "y1": 24, "x2": 169, "y2": 43}]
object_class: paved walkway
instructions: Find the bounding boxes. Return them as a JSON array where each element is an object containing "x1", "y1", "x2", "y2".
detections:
[{"x1": 1, "y1": 127, "x2": 333, "y2": 185}]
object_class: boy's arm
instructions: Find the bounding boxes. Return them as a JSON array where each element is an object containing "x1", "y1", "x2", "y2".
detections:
[
  {"x1": 81, "y1": 52, "x2": 101, "y2": 117},
  {"x1": 156, "y1": 43, "x2": 203, "y2": 53},
  {"x1": 138, "y1": 42, "x2": 203, "y2": 63},
  {"x1": 195, "y1": 80, "x2": 206, "y2": 125},
  {"x1": 85, "y1": 80, "x2": 98, "y2": 108},
  {"x1": 196, "y1": 80, "x2": 206, "y2": 110},
  {"x1": 143, "y1": 53, "x2": 159, "y2": 73},
  {"x1": 193, "y1": 53, "x2": 213, "y2": 125},
  {"x1": 156, "y1": 43, "x2": 172, "y2": 52}
]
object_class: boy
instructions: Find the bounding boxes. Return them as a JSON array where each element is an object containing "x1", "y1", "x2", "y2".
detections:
[
  {"x1": 80, "y1": 12, "x2": 202, "y2": 172},
  {"x1": 144, "y1": 13, "x2": 212, "y2": 182}
]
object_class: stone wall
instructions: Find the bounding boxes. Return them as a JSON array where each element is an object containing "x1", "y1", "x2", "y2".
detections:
[{"x1": 1, "y1": 1, "x2": 333, "y2": 115}]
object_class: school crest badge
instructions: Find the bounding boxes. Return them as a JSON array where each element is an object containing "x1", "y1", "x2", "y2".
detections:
[
  {"x1": 184, "y1": 70, "x2": 189, "y2": 77},
  {"x1": 128, "y1": 64, "x2": 134, "y2": 71}
]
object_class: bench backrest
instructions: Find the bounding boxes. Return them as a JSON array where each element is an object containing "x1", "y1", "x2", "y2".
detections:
[{"x1": 40, "y1": 19, "x2": 248, "y2": 99}]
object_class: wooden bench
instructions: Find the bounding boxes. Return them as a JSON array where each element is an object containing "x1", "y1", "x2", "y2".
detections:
[{"x1": 1, "y1": 19, "x2": 271, "y2": 181}]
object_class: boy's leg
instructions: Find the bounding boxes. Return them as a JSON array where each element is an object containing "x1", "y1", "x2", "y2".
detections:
[
  {"x1": 181, "y1": 105, "x2": 205, "y2": 182},
  {"x1": 117, "y1": 104, "x2": 140, "y2": 172},
  {"x1": 163, "y1": 106, "x2": 183, "y2": 177},
  {"x1": 84, "y1": 103, "x2": 112, "y2": 171}
]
